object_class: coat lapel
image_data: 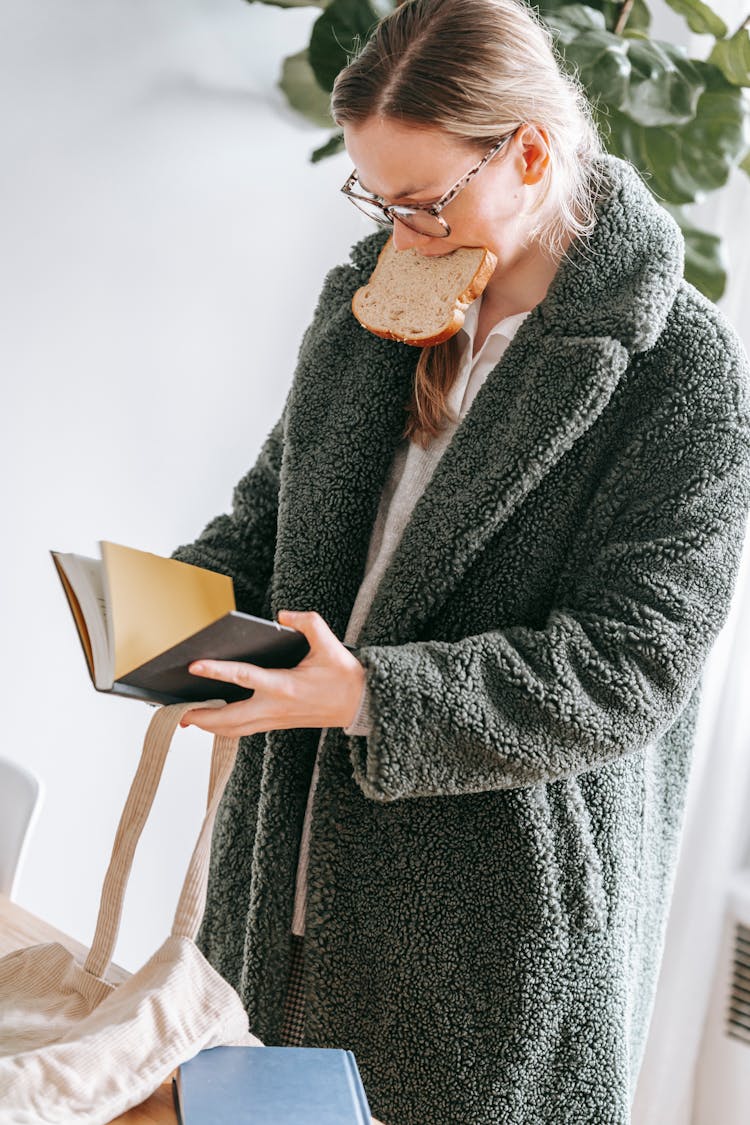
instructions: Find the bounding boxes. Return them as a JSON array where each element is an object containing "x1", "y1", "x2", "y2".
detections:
[{"x1": 358, "y1": 322, "x2": 630, "y2": 645}]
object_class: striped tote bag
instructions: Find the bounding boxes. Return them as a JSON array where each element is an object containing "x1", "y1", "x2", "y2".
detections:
[{"x1": 0, "y1": 700, "x2": 263, "y2": 1124}]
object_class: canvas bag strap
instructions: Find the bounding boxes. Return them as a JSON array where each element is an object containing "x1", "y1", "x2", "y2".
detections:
[
  {"x1": 84, "y1": 700, "x2": 237, "y2": 979},
  {"x1": 171, "y1": 717, "x2": 239, "y2": 940}
]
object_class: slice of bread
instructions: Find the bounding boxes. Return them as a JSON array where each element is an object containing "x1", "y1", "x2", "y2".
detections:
[{"x1": 351, "y1": 236, "x2": 498, "y2": 347}]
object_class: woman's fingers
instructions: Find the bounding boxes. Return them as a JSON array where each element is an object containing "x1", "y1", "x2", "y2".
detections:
[
  {"x1": 180, "y1": 713, "x2": 254, "y2": 734},
  {"x1": 188, "y1": 658, "x2": 285, "y2": 693},
  {"x1": 180, "y1": 697, "x2": 272, "y2": 734},
  {"x1": 177, "y1": 614, "x2": 361, "y2": 733},
  {"x1": 180, "y1": 660, "x2": 299, "y2": 731}
]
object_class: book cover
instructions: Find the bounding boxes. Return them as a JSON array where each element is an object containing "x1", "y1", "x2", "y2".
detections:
[
  {"x1": 173, "y1": 1045, "x2": 372, "y2": 1124},
  {"x1": 51, "y1": 543, "x2": 328, "y2": 705},
  {"x1": 115, "y1": 610, "x2": 311, "y2": 704}
]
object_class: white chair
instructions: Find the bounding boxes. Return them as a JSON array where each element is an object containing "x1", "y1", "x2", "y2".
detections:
[{"x1": 0, "y1": 757, "x2": 43, "y2": 899}]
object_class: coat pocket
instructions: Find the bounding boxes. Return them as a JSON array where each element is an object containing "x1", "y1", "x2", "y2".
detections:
[{"x1": 521, "y1": 778, "x2": 609, "y2": 933}]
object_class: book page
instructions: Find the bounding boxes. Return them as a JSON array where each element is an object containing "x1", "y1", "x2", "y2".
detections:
[
  {"x1": 101, "y1": 541, "x2": 236, "y2": 681},
  {"x1": 51, "y1": 552, "x2": 112, "y2": 688}
]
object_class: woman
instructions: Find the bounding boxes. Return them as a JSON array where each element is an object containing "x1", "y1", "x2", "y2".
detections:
[{"x1": 171, "y1": 0, "x2": 750, "y2": 1121}]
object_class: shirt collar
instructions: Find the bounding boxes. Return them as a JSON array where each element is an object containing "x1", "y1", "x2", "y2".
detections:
[
  {"x1": 443, "y1": 296, "x2": 532, "y2": 424},
  {"x1": 460, "y1": 293, "x2": 533, "y2": 350}
]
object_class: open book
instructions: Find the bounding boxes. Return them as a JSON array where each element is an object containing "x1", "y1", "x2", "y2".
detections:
[{"x1": 51, "y1": 542, "x2": 314, "y2": 705}]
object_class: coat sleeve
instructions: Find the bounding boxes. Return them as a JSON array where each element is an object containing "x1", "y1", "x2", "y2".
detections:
[{"x1": 346, "y1": 347, "x2": 750, "y2": 802}]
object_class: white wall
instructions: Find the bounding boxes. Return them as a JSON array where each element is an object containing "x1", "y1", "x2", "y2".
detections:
[{"x1": 1, "y1": 0, "x2": 367, "y2": 970}]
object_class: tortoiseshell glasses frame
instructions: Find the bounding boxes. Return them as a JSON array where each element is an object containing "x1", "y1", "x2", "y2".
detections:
[{"x1": 340, "y1": 127, "x2": 519, "y2": 237}]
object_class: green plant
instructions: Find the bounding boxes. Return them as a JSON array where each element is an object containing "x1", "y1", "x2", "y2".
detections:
[{"x1": 251, "y1": 0, "x2": 750, "y2": 300}]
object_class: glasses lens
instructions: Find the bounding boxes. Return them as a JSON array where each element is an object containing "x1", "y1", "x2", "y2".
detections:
[
  {"x1": 391, "y1": 208, "x2": 448, "y2": 237},
  {"x1": 346, "y1": 193, "x2": 448, "y2": 237},
  {"x1": 349, "y1": 196, "x2": 393, "y2": 227}
]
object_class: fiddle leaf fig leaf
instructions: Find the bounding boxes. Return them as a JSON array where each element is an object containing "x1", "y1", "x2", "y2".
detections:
[
  {"x1": 662, "y1": 0, "x2": 727, "y2": 38},
  {"x1": 614, "y1": 0, "x2": 652, "y2": 31},
  {"x1": 602, "y1": 65, "x2": 746, "y2": 203},
  {"x1": 542, "y1": 3, "x2": 606, "y2": 46},
  {"x1": 311, "y1": 129, "x2": 346, "y2": 163},
  {"x1": 708, "y1": 27, "x2": 750, "y2": 87},
  {"x1": 663, "y1": 203, "x2": 727, "y2": 300},
  {"x1": 280, "y1": 49, "x2": 335, "y2": 128},
  {"x1": 541, "y1": 0, "x2": 650, "y2": 37},
  {"x1": 621, "y1": 39, "x2": 704, "y2": 126},
  {"x1": 309, "y1": 0, "x2": 382, "y2": 92},
  {"x1": 561, "y1": 29, "x2": 631, "y2": 107}
]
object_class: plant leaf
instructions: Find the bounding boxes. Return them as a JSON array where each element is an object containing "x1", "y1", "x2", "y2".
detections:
[
  {"x1": 542, "y1": 3, "x2": 606, "y2": 46},
  {"x1": 310, "y1": 130, "x2": 347, "y2": 163},
  {"x1": 682, "y1": 224, "x2": 727, "y2": 300},
  {"x1": 546, "y1": 12, "x2": 705, "y2": 126},
  {"x1": 662, "y1": 202, "x2": 727, "y2": 300},
  {"x1": 621, "y1": 38, "x2": 704, "y2": 125},
  {"x1": 540, "y1": 0, "x2": 650, "y2": 35},
  {"x1": 661, "y1": 0, "x2": 727, "y2": 38},
  {"x1": 601, "y1": 65, "x2": 747, "y2": 203},
  {"x1": 280, "y1": 48, "x2": 335, "y2": 127},
  {"x1": 538, "y1": 0, "x2": 606, "y2": 26},
  {"x1": 708, "y1": 27, "x2": 750, "y2": 87},
  {"x1": 613, "y1": 0, "x2": 652, "y2": 31},
  {"x1": 309, "y1": 0, "x2": 382, "y2": 92},
  {"x1": 561, "y1": 29, "x2": 631, "y2": 107}
]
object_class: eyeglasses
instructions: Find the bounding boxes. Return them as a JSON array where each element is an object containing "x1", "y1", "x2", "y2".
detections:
[{"x1": 340, "y1": 128, "x2": 519, "y2": 238}]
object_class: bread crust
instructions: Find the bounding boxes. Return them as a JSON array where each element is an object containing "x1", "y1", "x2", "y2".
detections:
[{"x1": 351, "y1": 236, "x2": 498, "y2": 347}]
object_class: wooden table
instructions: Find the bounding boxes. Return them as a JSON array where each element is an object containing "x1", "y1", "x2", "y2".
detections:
[{"x1": 0, "y1": 894, "x2": 385, "y2": 1124}]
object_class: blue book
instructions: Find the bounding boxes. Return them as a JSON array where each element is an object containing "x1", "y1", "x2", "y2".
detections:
[{"x1": 173, "y1": 1045, "x2": 372, "y2": 1124}]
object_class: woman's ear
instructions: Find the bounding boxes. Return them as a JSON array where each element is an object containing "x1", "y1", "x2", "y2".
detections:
[{"x1": 519, "y1": 124, "x2": 551, "y2": 186}]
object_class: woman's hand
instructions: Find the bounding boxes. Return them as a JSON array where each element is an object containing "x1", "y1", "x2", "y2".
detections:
[{"x1": 178, "y1": 609, "x2": 366, "y2": 737}]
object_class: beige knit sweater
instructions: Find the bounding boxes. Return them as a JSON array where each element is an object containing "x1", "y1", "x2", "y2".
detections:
[{"x1": 291, "y1": 293, "x2": 532, "y2": 936}]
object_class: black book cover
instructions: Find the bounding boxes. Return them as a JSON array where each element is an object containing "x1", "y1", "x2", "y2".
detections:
[{"x1": 112, "y1": 611, "x2": 314, "y2": 705}]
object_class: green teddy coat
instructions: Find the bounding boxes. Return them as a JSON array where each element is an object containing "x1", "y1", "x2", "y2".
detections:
[{"x1": 172, "y1": 153, "x2": 750, "y2": 1125}]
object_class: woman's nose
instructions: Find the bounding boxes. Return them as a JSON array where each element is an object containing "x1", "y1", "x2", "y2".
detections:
[{"x1": 391, "y1": 216, "x2": 433, "y2": 253}]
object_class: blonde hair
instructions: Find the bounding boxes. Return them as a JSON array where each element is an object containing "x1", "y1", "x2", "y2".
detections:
[{"x1": 330, "y1": 0, "x2": 608, "y2": 447}]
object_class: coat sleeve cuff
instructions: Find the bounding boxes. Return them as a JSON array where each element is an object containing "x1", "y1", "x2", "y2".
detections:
[{"x1": 342, "y1": 679, "x2": 374, "y2": 736}]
